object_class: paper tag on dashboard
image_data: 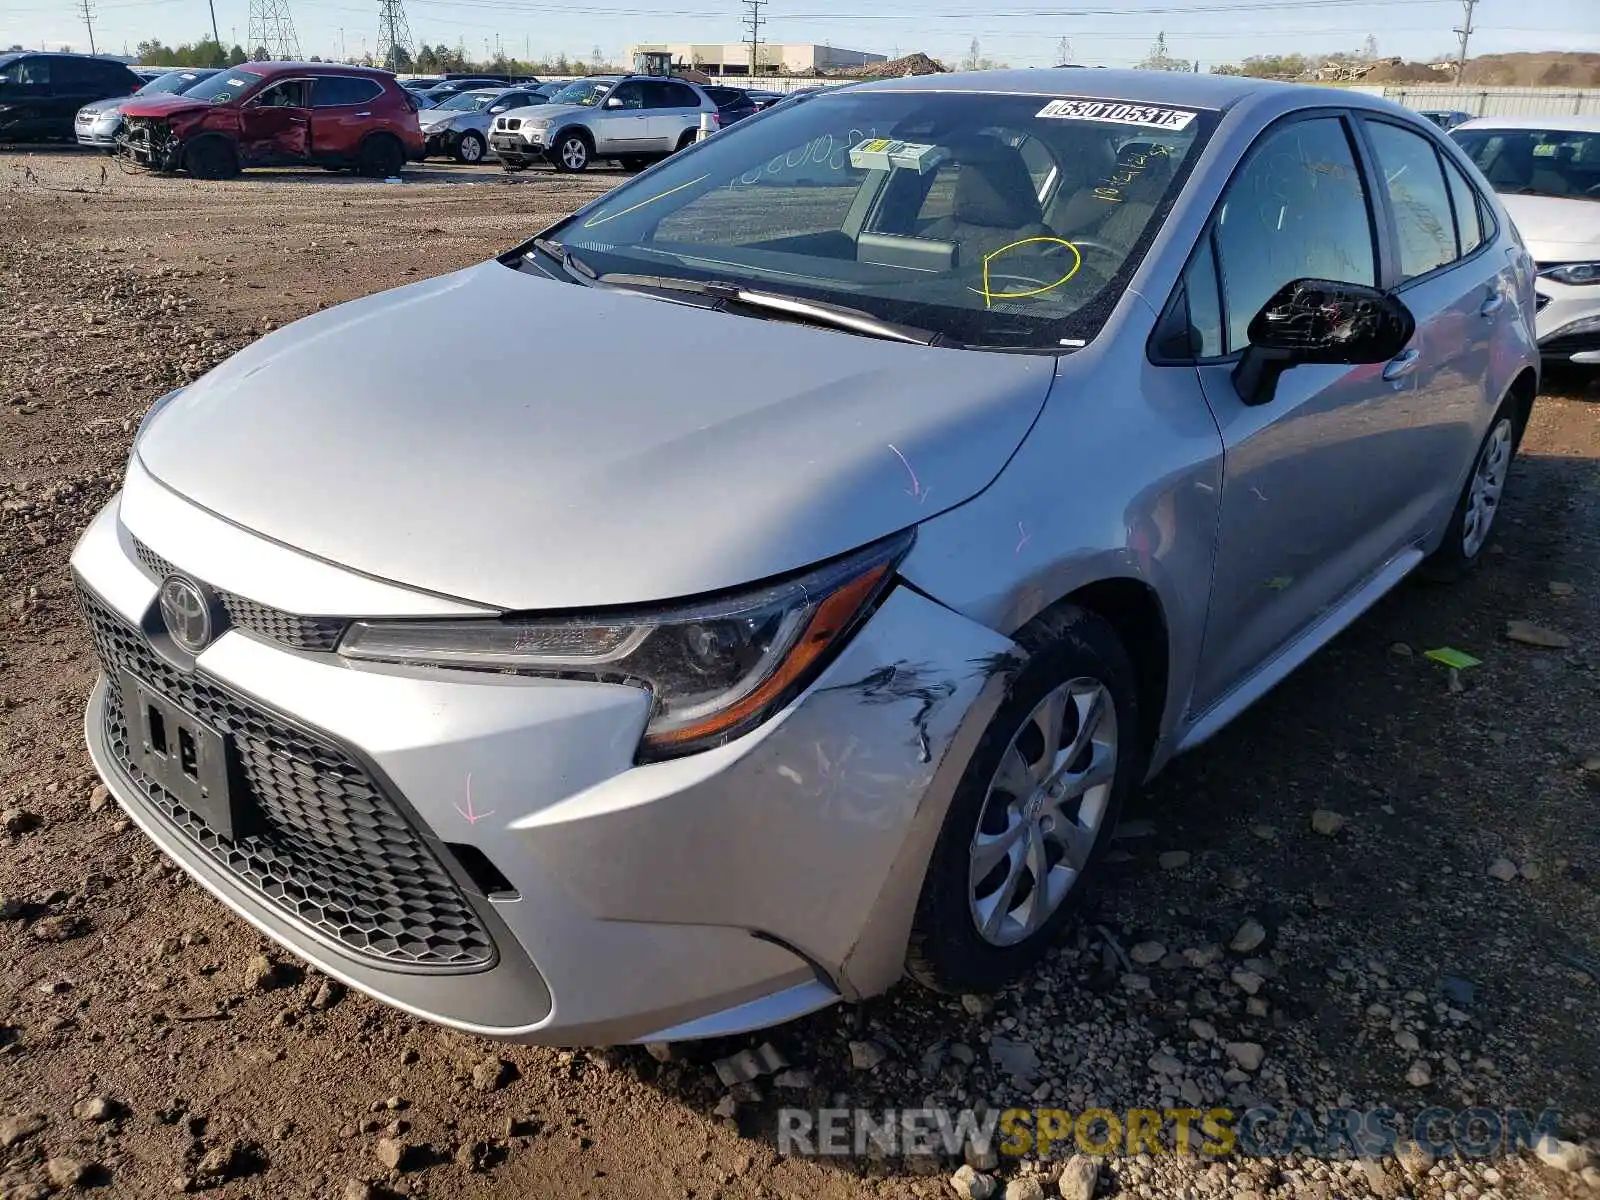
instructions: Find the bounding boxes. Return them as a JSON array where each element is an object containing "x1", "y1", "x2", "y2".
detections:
[
  {"x1": 849, "y1": 138, "x2": 946, "y2": 173},
  {"x1": 1036, "y1": 98, "x2": 1197, "y2": 130}
]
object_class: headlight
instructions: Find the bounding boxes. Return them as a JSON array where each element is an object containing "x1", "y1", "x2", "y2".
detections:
[
  {"x1": 338, "y1": 532, "x2": 910, "y2": 758},
  {"x1": 525, "y1": 121, "x2": 551, "y2": 136},
  {"x1": 1541, "y1": 262, "x2": 1600, "y2": 287}
]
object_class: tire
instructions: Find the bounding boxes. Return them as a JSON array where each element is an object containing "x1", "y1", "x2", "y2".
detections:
[
  {"x1": 674, "y1": 129, "x2": 698, "y2": 153},
  {"x1": 619, "y1": 154, "x2": 652, "y2": 172},
  {"x1": 184, "y1": 137, "x2": 238, "y2": 180},
  {"x1": 906, "y1": 607, "x2": 1142, "y2": 995},
  {"x1": 454, "y1": 130, "x2": 486, "y2": 164},
  {"x1": 552, "y1": 130, "x2": 590, "y2": 173},
  {"x1": 1419, "y1": 401, "x2": 1519, "y2": 583},
  {"x1": 357, "y1": 134, "x2": 404, "y2": 179}
]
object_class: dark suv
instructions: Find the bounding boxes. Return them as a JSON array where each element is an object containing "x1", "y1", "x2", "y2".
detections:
[
  {"x1": 119, "y1": 62, "x2": 424, "y2": 179},
  {"x1": 0, "y1": 52, "x2": 141, "y2": 142}
]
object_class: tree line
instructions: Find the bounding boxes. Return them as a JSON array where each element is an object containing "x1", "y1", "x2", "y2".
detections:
[{"x1": 131, "y1": 36, "x2": 623, "y2": 77}]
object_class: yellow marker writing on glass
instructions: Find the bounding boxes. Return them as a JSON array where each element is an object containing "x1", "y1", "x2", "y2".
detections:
[{"x1": 976, "y1": 236, "x2": 1083, "y2": 309}]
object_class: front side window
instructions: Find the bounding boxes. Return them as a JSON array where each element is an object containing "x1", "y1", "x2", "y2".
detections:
[
  {"x1": 0, "y1": 57, "x2": 22, "y2": 86},
  {"x1": 1213, "y1": 115, "x2": 1376, "y2": 352},
  {"x1": 19, "y1": 58, "x2": 51, "y2": 85},
  {"x1": 1365, "y1": 120, "x2": 1458, "y2": 280},
  {"x1": 607, "y1": 82, "x2": 644, "y2": 110},
  {"x1": 258, "y1": 80, "x2": 310, "y2": 108},
  {"x1": 545, "y1": 90, "x2": 1215, "y2": 350},
  {"x1": 1452, "y1": 127, "x2": 1600, "y2": 201}
]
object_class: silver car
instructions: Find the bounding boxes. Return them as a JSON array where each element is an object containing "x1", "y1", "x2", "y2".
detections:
[
  {"x1": 75, "y1": 67, "x2": 217, "y2": 150},
  {"x1": 418, "y1": 86, "x2": 544, "y2": 164},
  {"x1": 74, "y1": 70, "x2": 1538, "y2": 1046},
  {"x1": 1453, "y1": 115, "x2": 1600, "y2": 364},
  {"x1": 490, "y1": 74, "x2": 718, "y2": 172}
]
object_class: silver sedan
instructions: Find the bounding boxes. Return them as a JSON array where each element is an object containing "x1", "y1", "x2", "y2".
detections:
[
  {"x1": 73, "y1": 70, "x2": 1539, "y2": 1046},
  {"x1": 417, "y1": 85, "x2": 543, "y2": 163}
]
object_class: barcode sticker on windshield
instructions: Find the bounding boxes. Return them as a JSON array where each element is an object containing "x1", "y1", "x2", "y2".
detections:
[{"x1": 1036, "y1": 99, "x2": 1197, "y2": 130}]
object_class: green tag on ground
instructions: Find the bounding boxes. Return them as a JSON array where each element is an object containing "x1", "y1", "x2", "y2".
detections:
[{"x1": 1424, "y1": 647, "x2": 1482, "y2": 669}]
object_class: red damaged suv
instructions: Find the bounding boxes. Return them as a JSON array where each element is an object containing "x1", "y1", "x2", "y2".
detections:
[{"x1": 119, "y1": 62, "x2": 423, "y2": 179}]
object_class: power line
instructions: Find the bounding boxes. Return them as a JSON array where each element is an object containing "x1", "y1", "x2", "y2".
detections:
[
  {"x1": 1453, "y1": 0, "x2": 1476, "y2": 81},
  {"x1": 376, "y1": 0, "x2": 414, "y2": 68},
  {"x1": 743, "y1": 0, "x2": 766, "y2": 76}
]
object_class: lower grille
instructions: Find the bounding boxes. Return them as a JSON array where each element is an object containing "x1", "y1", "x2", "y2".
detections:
[
  {"x1": 78, "y1": 582, "x2": 495, "y2": 971},
  {"x1": 130, "y1": 537, "x2": 348, "y2": 652}
]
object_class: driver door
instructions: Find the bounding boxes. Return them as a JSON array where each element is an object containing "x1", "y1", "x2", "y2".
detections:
[
  {"x1": 1186, "y1": 111, "x2": 1425, "y2": 714},
  {"x1": 590, "y1": 81, "x2": 647, "y2": 154},
  {"x1": 239, "y1": 78, "x2": 312, "y2": 164}
]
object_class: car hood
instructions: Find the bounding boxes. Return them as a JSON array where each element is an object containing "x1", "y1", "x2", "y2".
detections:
[
  {"x1": 135, "y1": 261, "x2": 1056, "y2": 611},
  {"x1": 1499, "y1": 193, "x2": 1600, "y2": 261},
  {"x1": 78, "y1": 97, "x2": 127, "y2": 118},
  {"x1": 120, "y1": 92, "x2": 214, "y2": 120},
  {"x1": 506, "y1": 102, "x2": 592, "y2": 125}
]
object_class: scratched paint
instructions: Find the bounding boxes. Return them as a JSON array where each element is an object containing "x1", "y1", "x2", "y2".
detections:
[
  {"x1": 453, "y1": 773, "x2": 496, "y2": 825},
  {"x1": 887, "y1": 443, "x2": 932, "y2": 505}
]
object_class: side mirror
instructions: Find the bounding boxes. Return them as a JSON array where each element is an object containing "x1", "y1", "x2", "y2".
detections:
[
  {"x1": 489, "y1": 105, "x2": 506, "y2": 112},
  {"x1": 1233, "y1": 278, "x2": 1415, "y2": 406},
  {"x1": 603, "y1": 96, "x2": 623, "y2": 109}
]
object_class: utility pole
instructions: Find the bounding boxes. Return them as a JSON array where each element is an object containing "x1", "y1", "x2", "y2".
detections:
[
  {"x1": 78, "y1": 0, "x2": 96, "y2": 55},
  {"x1": 742, "y1": 0, "x2": 765, "y2": 77},
  {"x1": 1453, "y1": 0, "x2": 1476, "y2": 82}
]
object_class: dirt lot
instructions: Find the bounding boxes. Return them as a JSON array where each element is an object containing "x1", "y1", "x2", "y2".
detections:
[{"x1": 3, "y1": 149, "x2": 1600, "y2": 1200}]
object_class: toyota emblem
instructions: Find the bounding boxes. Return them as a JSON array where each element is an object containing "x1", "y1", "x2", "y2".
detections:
[{"x1": 158, "y1": 575, "x2": 214, "y2": 654}]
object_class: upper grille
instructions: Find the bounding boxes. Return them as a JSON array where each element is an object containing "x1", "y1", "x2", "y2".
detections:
[
  {"x1": 130, "y1": 537, "x2": 348, "y2": 652},
  {"x1": 78, "y1": 583, "x2": 495, "y2": 971},
  {"x1": 503, "y1": 118, "x2": 521, "y2": 130}
]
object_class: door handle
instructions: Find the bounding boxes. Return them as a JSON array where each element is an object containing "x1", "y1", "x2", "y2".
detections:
[
  {"x1": 1480, "y1": 294, "x2": 1505, "y2": 319},
  {"x1": 1382, "y1": 348, "x2": 1421, "y2": 381},
  {"x1": 355, "y1": 111, "x2": 371, "y2": 117}
]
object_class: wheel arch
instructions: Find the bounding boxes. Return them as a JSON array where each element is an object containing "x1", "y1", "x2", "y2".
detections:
[
  {"x1": 180, "y1": 130, "x2": 236, "y2": 168},
  {"x1": 1504, "y1": 365, "x2": 1537, "y2": 449},
  {"x1": 1016, "y1": 577, "x2": 1171, "y2": 769},
  {"x1": 552, "y1": 123, "x2": 594, "y2": 151}
]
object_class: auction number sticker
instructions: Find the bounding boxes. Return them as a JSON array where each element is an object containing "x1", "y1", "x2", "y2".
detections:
[{"x1": 1036, "y1": 98, "x2": 1197, "y2": 130}]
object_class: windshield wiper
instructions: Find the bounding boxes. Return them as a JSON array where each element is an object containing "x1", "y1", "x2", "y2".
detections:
[
  {"x1": 594, "y1": 272, "x2": 942, "y2": 346},
  {"x1": 527, "y1": 237, "x2": 598, "y2": 286}
]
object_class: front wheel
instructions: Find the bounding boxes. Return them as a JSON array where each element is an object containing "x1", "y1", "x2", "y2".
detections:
[
  {"x1": 1420, "y1": 406, "x2": 1518, "y2": 581},
  {"x1": 907, "y1": 607, "x2": 1141, "y2": 995},
  {"x1": 552, "y1": 132, "x2": 590, "y2": 173},
  {"x1": 455, "y1": 130, "x2": 486, "y2": 164},
  {"x1": 184, "y1": 137, "x2": 238, "y2": 180}
]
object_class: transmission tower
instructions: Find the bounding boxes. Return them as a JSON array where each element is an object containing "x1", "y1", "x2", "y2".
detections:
[
  {"x1": 376, "y1": 0, "x2": 414, "y2": 71},
  {"x1": 247, "y1": 0, "x2": 302, "y2": 59},
  {"x1": 742, "y1": 0, "x2": 766, "y2": 77}
]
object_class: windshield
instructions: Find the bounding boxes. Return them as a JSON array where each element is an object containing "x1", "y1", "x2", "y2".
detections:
[
  {"x1": 543, "y1": 89, "x2": 1214, "y2": 350},
  {"x1": 1453, "y1": 127, "x2": 1600, "y2": 201},
  {"x1": 180, "y1": 69, "x2": 263, "y2": 105},
  {"x1": 137, "y1": 70, "x2": 212, "y2": 97},
  {"x1": 436, "y1": 90, "x2": 497, "y2": 112},
  {"x1": 549, "y1": 79, "x2": 614, "y2": 107}
]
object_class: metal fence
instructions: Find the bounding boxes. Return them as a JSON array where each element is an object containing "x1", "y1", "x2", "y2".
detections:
[
  {"x1": 704, "y1": 75, "x2": 834, "y2": 93},
  {"x1": 1350, "y1": 84, "x2": 1600, "y2": 118}
]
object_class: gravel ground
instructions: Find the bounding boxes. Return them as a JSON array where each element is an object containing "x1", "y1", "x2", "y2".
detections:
[{"x1": 3, "y1": 148, "x2": 1600, "y2": 1200}]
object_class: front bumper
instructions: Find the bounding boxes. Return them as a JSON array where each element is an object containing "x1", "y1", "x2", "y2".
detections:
[
  {"x1": 1534, "y1": 278, "x2": 1600, "y2": 364},
  {"x1": 490, "y1": 132, "x2": 545, "y2": 165},
  {"x1": 76, "y1": 117, "x2": 122, "y2": 148},
  {"x1": 72, "y1": 470, "x2": 1014, "y2": 1044}
]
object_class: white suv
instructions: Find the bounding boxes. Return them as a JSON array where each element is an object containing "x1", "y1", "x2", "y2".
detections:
[{"x1": 490, "y1": 75, "x2": 718, "y2": 173}]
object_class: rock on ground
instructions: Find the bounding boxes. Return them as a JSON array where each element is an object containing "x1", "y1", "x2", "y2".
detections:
[{"x1": 1058, "y1": 1154, "x2": 1100, "y2": 1200}]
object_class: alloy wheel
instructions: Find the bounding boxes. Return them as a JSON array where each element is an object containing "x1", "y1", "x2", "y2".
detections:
[
  {"x1": 560, "y1": 137, "x2": 588, "y2": 171},
  {"x1": 1462, "y1": 416, "x2": 1512, "y2": 558},
  {"x1": 460, "y1": 133, "x2": 484, "y2": 163},
  {"x1": 968, "y1": 677, "x2": 1118, "y2": 947}
]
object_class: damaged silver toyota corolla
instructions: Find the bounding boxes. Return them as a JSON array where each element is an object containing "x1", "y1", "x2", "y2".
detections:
[{"x1": 74, "y1": 69, "x2": 1538, "y2": 1044}]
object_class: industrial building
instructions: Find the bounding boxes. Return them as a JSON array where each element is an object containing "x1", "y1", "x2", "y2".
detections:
[{"x1": 626, "y1": 42, "x2": 887, "y2": 76}]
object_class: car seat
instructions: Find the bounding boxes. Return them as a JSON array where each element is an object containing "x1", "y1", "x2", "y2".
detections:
[{"x1": 919, "y1": 136, "x2": 1057, "y2": 265}]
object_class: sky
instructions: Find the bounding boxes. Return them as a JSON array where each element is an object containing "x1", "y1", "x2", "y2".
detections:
[{"x1": 5, "y1": 0, "x2": 1599, "y2": 71}]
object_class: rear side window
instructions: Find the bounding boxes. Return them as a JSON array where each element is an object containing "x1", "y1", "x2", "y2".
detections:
[
  {"x1": 1212, "y1": 115, "x2": 1377, "y2": 353},
  {"x1": 1440, "y1": 153, "x2": 1485, "y2": 256},
  {"x1": 314, "y1": 76, "x2": 383, "y2": 107},
  {"x1": 1365, "y1": 121, "x2": 1458, "y2": 280},
  {"x1": 646, "y1": 81, "x2": 701, "y2": 110}
]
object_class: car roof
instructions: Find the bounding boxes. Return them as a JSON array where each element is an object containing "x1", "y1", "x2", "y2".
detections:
[
  {"x1": 1453, "y1": 113, "x2": 1600, "y2": 133},
  {"x1": 850, "y1": 67, "x2": 1308, "y2": 111}
]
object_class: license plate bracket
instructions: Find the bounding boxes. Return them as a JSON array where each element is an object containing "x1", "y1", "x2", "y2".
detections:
[{"x1": 119, "y1": 673, "x2": 250, "y2": 841}]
